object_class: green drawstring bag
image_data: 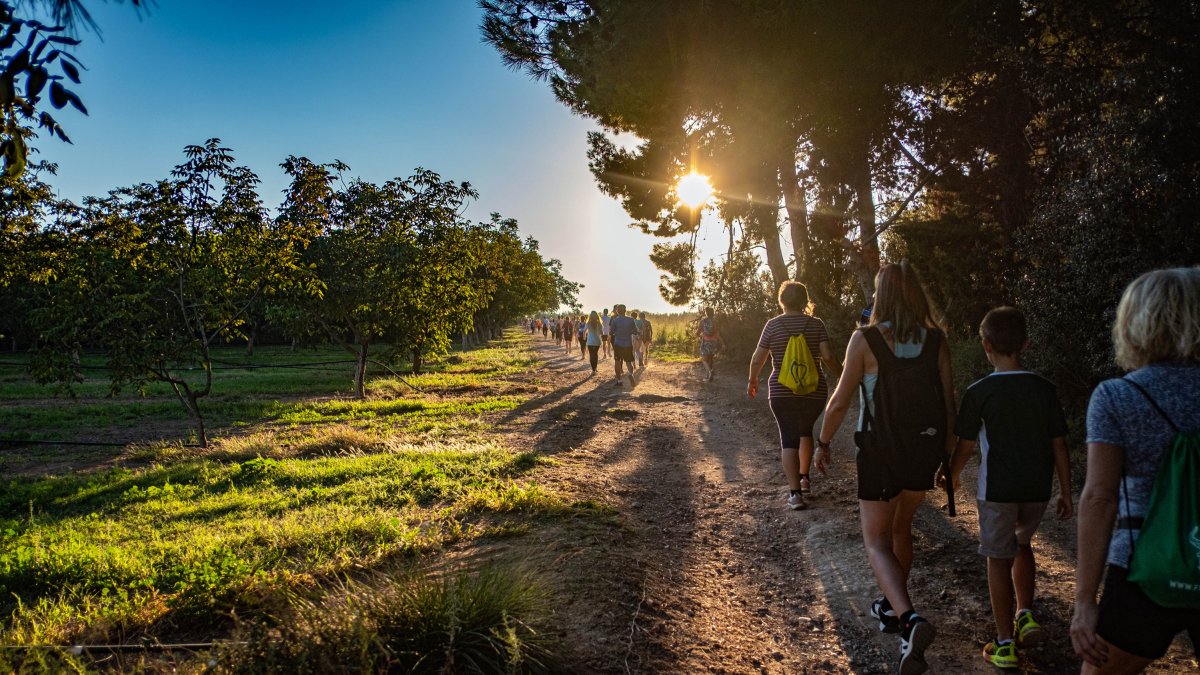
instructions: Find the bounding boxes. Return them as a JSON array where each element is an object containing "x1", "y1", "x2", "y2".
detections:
[
  {"x1": 778, "y1": 332, "x2": 819, "y2": 395},
  {"x1": 1122, "y1": 379, "x2": 1200, "y2": 609}
]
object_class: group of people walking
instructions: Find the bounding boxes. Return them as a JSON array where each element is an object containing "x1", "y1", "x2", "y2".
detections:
[
  {"x1": 743, "y1": 265, "x2": 1199, "y2": 674},
  {"x1": 527, "y1": 307, "x2": 654, "y2": 383}
]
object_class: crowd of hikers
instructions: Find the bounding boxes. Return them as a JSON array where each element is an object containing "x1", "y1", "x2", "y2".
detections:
[
  {"x1": 526, "y1": 264, "x2": 1199, "y2": 675},
  {"x1": 526, "y1": 305, "x2": 653, "y2": 385}
]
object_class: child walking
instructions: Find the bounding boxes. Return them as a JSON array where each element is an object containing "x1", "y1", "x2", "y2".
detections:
[{"x1": 942, "y1": 307, "x2": 1073, "y2": 669}]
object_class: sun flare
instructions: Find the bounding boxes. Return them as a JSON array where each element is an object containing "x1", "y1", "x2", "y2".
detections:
[{"x1": 676, "y1": 172, "x2": 714, "y2": 209}]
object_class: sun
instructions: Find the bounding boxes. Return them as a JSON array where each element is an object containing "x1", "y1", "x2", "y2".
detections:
[{"x1": 676, "y1": 172, "x2": 713, "y2": 209}]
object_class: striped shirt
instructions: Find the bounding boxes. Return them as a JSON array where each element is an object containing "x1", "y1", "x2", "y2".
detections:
[{"x1": 757, "y1": 313, "x2": 831, "y2": 400}]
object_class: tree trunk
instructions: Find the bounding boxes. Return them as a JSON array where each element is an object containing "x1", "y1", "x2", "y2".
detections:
[
  {"x1": 245, "y1": 322, "x2": 256, "y2": 357},
  {"x1": 757, "y1": 202, "x2": 789, "y2": 291},
  {"x1": 354, "y1": 340, "x2": 368, "y2": 399},
  {"x1": 291, "y1": 337, "x2": 297, "y2": 352},
  {"x1": 780, "y1": 154, "x2": 810, "y2": 283},
  {"x1": 850, "y1": 149, "x2": 881, "y2": 302},
  {"x1": 411, "y1": 348, "x2": 424, "y2": 375}
]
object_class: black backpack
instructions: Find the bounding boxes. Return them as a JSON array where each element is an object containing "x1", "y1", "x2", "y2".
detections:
[{"x1": 858, "y1": 327, "x2": 947, "y2": 479}]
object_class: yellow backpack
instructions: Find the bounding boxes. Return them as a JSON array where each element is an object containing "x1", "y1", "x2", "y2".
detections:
[{"x1": 778, "y1": 333, "x2": 819, "y2": 395}]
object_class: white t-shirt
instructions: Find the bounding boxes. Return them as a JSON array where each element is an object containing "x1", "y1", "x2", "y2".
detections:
[{"x1": 601, "y1": 314, "x2": 611, "y2": 335}]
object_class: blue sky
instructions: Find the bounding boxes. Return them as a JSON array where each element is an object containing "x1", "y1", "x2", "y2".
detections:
[{"x1": 30, "y1": 0, "x2": 728, "y2": 314}]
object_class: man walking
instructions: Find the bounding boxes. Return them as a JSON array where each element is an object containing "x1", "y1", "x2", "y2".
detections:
[{"x1": 609, "y1": 304, "x2": 639, "y2": 386}]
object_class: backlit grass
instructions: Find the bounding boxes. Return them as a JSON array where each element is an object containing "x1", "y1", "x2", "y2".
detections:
[{"x1": 0, "y1": 442, "x2": 564, "y2": 645}]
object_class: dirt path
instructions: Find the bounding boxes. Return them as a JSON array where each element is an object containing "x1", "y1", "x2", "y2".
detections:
[{"x1": 496, "y1": 337, "x2": 1196, "y2": 674}]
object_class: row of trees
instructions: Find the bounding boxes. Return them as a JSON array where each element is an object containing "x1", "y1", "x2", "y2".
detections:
[
  {"x1": 481, "y1": 0, "x2": 1200, "y2": 394},
  {"x1": 1, "y1": 140, "x2": 577, "y2": 445}
]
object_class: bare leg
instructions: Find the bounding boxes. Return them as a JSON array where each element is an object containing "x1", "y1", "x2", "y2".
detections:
[
  {"x1": 781, "y1": 446, "x2": 801, "y2": 491},
  {"x1": 1013, "y1": 544, "x2": 1036, "y2": 612},
  {"x1": 988, "y1": 556, "x2": 1017, "y2": 641},
  {"x1": 860, "y1": 490, "x2": 927, "y2": 614}
]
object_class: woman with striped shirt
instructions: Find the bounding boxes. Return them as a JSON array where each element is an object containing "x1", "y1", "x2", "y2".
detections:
[{"x1": 748, "y1": 281, "x2": 841, "y2": 510}]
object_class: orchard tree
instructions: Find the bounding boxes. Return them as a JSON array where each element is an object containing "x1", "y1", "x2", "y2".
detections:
[
  {"x1": 298, "y1": 169, "x2": 482, "y2": 395},
  {"x1": 29, "y1": 139, "x2": 314, "y2": 446}
]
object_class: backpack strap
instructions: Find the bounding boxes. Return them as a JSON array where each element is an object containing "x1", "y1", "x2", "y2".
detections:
[
  {"x1": 1122, "y1": 377, "x2": 1180, "y2": 433},
  {"x1": 1117, "y1": 376, "x2": 1179, "y2": 547}
]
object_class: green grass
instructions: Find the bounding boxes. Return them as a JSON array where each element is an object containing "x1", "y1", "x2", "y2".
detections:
[
  {"x1": 0, "y1": 442, "x2": 564, "y2": 645},
  {"x1": 0, "y1": 330, "x2": 596, "y2": 672}
]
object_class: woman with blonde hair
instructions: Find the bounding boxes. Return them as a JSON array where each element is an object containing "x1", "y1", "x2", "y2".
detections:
[
  {"x1": 585, "y1": 310, "x2": 603, "y2": 375},
  {"x1": 748, "y1": 280, "x2": 842, "y2": 510},
  {"x1": 815, "y1": 261, "x2": 955, "y2": 675},
  {"x1": 1072, "y1": 267, "x2": 1200, "y2": 674}
]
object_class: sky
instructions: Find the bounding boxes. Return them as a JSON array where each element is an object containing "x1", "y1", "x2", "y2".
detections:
[{"x1": 28, "y1": 0, "x2": 729, "y2": 315}]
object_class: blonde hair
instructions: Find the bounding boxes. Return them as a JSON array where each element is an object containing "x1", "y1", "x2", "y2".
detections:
[
  {"x1": 587, "y1": 310, "x2": 601, "y2": 330},
  {"x1": 1113, "y1": 267, "x2": 1200, "y2": 370},
  {"x1": 868, "y1": 261, "x2": 943, "y2": 343}
]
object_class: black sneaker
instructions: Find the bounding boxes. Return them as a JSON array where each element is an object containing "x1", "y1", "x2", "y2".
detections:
[
  {"x1": 898, "y1": 615, "x2": 936, "y2": 675},
  {"x1": 870, "y1": 597, "x2": 900, "y2": 634}
]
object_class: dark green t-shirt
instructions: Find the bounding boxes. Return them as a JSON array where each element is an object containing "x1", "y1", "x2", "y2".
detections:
[{"x1": 955, "y1": 371, "x2": 1069, "y2": 502}]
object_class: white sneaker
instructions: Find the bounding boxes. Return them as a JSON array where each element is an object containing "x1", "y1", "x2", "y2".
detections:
[
  {"x1": 898, "y1": 615, "x2": 936, "y2": 675},
  {"x1": 787, "y1": 490, "x2": 807, "y2": 510}
]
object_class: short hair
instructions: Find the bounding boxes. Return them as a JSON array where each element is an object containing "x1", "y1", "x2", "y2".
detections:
[
  {"x1": 979, "y1": 306, "x2": 1027, "y2": 356},
  {"x1": 777, "y1": 281, "x2": 811, "y2": 313},
  {"x1": 1113, "y1": 267, "x2": 1200, "y2": 370},
  {"x1": 704, "y1": 307, "x2": 714, "y2": 318}
]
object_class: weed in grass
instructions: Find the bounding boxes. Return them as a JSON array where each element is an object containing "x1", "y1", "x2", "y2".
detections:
[{"x1": 213, "y1": 563, "x2": 559, "y2": 674}]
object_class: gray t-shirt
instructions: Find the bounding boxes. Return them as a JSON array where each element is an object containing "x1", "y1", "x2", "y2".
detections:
[{"x1": 1086, "y1": 362, "x2": 1200, "y2": 567}]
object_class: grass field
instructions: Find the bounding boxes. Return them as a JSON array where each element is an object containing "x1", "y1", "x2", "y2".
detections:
[{"x1": 0, "y1": 333, "x2": 595, "y2": 672}]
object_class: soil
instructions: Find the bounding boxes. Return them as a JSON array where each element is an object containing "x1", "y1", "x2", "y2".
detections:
[{"x1": 493, "y1": 336, "x2": 1198, "y2": 674}]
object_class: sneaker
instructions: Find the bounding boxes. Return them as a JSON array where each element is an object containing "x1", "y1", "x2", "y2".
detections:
[
  {"x1": 982, "y1": 639, "x2": 1018, "y2": 669},
  {"x1": 787, "y1": 490, "x2": 807, "y2": 510},
  {"x1": 898, "y1": 615, "x2": 936, "y2": 675},
  {"x1": 799, "y1": 475, "x2": 811, "y2": 495},
  {"x1": 870, "y1": 597, "x2": 901, "y2": 634},
  {"x1": 627, "y1": 372, "x2": 636, "y2": 386},
  {"x1": 707, "y1": 370, "x2": 714, "y2": 382},
  {"x1": 1014, "y1": 609, "x2": 1044, "y2": 647}
]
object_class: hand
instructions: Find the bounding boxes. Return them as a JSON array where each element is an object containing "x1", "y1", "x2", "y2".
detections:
[
  {"x1": 1057, "y1": 494, "x2": 1074, "y2": 520},
  {"x1": 1070, "y1": 601, "x2": 1108, "y2": 668},
  {"x1": 747, "y1": 380, "x2": 758, "y2": 399},
  {"x1": 936, "y1": 466, "x2": 948, "y2": 489},
  {"x1": 813, "y1": 446, "x2": 831, "y2": 475}
]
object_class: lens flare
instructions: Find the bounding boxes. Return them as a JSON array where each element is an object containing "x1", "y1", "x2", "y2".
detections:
[{"x1": 677, "y1": 172, "x2": 713, "y2": 209}]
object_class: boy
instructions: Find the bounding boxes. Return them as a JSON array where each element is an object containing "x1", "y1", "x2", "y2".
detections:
[{"x1": 942, "y1": 306, "x2": 1073, "y2": 669}]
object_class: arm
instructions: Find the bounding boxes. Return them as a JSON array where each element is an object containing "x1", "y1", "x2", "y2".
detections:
[
  {"x1": 815, "y1": 332, "x2": 867, "y2": 474},
  {"x1": 1070, "y1": 441, "x2": 1122, "y2": 668},
  {"x1": 1053, "y1": 436, "x2": 1074, "y2": 519},
  {"x1": 819, "y1": 339, "x2": 842, "y2": 381},
  {"x1": 747, "y1": 346, "x2": 770, "y2": 399},
  {"x1": 940, "y1": 437, "x2": 976, "y2": 486}
]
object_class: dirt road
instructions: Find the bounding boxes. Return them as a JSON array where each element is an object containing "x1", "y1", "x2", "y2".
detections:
[{"x1": 496, "y1": 337, "x2": 1195, "y2": 674}]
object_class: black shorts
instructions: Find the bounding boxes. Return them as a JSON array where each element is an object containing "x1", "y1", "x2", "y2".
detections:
[
  {"x1": 1097, "y1": 565, "x2": 1200, "y2": 659},
  {"x1": 613, "y1": 345, "x2": 635, "y2": 364},
  {"x1": 853, "y1": 431, "x2": 942, "y2": 501},
  {"x1": 602, "y1": 335, "x2": 609, "y2": 343},
  {"x1": 768, "y1": 397, "x2": 824, "y2": 449}
]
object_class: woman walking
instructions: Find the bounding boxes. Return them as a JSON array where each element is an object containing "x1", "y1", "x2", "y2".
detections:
[
  {"x1": 1071, "y1": 267, "x2": 1200, "y2": 674},
  {"x1": 748, "y1": 281, "x2": 841, "y2": 510},
  {"x1": 697, "y1": 307, "x2": 724, "y2": 381},
  {"x1": 815, "y1": 261, "x2": 955, "y2": 675},
  {"x1": 585, "y1": 311, "x2": 603, "y2": 375}
]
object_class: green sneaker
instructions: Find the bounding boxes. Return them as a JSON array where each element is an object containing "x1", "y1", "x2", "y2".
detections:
[
  {"x1": 982, "y1": 639, "x2": 1018, "y2": 669},
  {"x1": 1014, "y1": 609, "x2": 1044, "y2": 646}
]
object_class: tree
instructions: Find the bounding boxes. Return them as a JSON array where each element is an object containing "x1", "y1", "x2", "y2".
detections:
[
  {"x1": 29, "y1": 139, "x2": 312, "y2": 446},
  {"x1": 1, "y1": 0, "x2": 144, "y2": 177},
  {"x1": 481, "y1": 0, "x2": 980, "y2": 310}
]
